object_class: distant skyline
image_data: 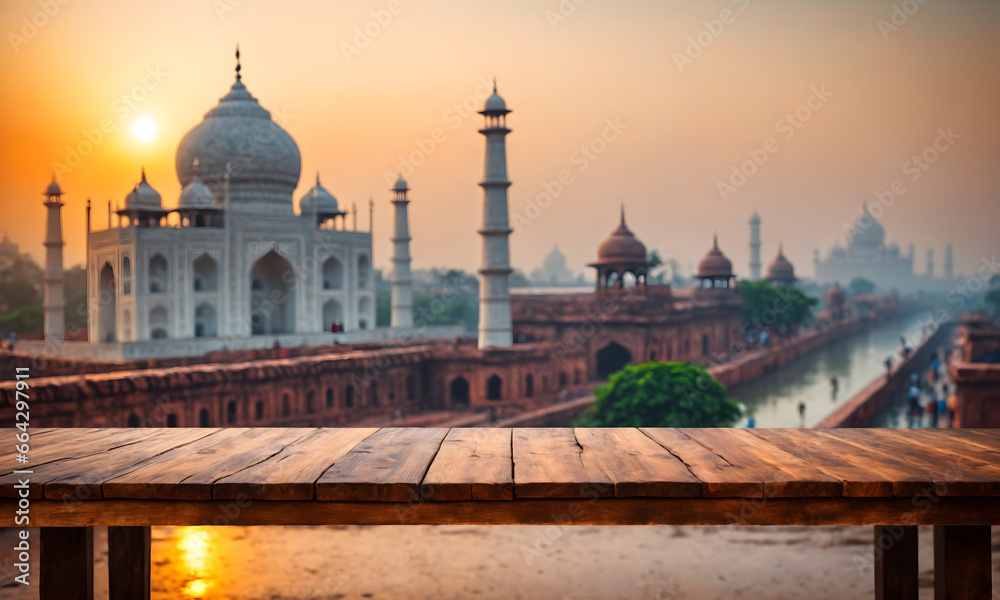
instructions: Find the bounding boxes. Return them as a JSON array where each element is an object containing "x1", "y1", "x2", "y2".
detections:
[{"x1": 1, "y1": 0, "x2": 998, "y2": 281}]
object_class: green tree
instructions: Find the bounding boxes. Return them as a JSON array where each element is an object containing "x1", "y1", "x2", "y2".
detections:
[
  {"x1": 848, "y1": 277, "x2": 876, "y2": 296},
  {"x1": 738, "y1": 280, "x2": 818, "y2": 330},
  {"x1": 574, "y1": 362, "x2": 741, "y2": 428}
]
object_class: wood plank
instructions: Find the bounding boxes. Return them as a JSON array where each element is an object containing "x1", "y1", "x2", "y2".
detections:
[
  {"x1": 683, "y1": 429, "x2": 843, "y2": 498},
  {"x1": 213, "y1": 428, "x2": 378, "y2": 501},
  {"x1": 891, "y1": 429, "x2": 1000, "y2": 478},
  {"x1": 574, "y1": 428, "x2": 702, "y2": 497},
  {"x1": 316, "y1": 428, "x2": 448, "y2": 502},
  {"x1": 825, "y1": 429, "x2": 1000, "y2": 496},
  {"x1": 103, "y1": 429, "x2": 311, "y2": 500},
  {"x1": 512, "y1": 428, "x2": 613, "y2": 499},
  {"x1": 8, "y1": 496, "x2": 1000, "y2": 528},
  {"x1": 641, "y1": 428, "x2": 764, "y2": 497},
  {"x1": 933, "y1": 526, "x2": 992, "y2": 599},
  {"x1": 0, "y1": 429, "x2": 216, "y2": 500},
  {"x1": 935, "y1": 429, "x2": 1000, "y2": 452},
  {"x1": 1, "y1": 428, "x2": 159, "y2": 475},
  {"x1": 421, "y1": 428, "x2": 513, "y2": 501},
  {"x1": 40, "y1": 527, "x2": 93, "y2": 600},
  {"x1": 108, "y1": 526, "x2": 150, "y2": 600},
  {"x1": 874, "y1": 525, "x2": 918, "y2": 600},
  {"x1": 752, "y1": 429, "x2": 899, "y2": 497}
]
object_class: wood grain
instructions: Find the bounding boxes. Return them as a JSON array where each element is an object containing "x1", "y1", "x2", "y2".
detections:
[
  {"x1": 681, "y1": 429, "x2": 843, "y2": 497},
  {"x1": 512, "y1": 428, "x2": 613, "y2": 499},
  {"x1": 422, "y1": 428, "x2": 513, "y2": 501},
  {"x1": 213, "y1": 428, "x2": 378, "y2": 500},
  {"x1": 641, "y1": 428, "x2": 766, "y2": 497},
  {"x1": 316, "y1": 428, "x2": 448, "y2": 502},
  {"x1": 102, "y1": 429, "x2": 311, "y2": 500},
  {"x1": 574, "y1": 428, "x2": 702, "y2": 497}
]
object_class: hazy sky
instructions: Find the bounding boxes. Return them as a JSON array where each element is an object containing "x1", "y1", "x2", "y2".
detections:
[{"x1": 1, "y1": 0, "x2": 998, "y2": 280}]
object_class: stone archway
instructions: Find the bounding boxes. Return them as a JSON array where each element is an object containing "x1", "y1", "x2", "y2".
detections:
[
  {"x1": 596, "y1": 341, "x2": 632, "y2": 379},
  {"x1": 98, "y1": 263, "x2": 116, "y2": 343},
  {"x1": 250, "y1": 250, "x2": 296, "y2": 335},
  {"x1": 450, "y1": 376, "x2": 470, "y2": 409}
]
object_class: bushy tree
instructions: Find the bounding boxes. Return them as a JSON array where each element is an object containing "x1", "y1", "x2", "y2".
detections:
[
  {"x1": 574, "y1": 362, "x2": 741, "y2": 428},
  {"x1": 738, "y1": 280, "x2": 818, "y2": 330}
]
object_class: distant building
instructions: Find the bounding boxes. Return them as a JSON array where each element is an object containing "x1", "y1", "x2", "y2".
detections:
[
  {"x1": 530, "y1": 245, "x2": 577, "y2": 285},
  {"x1": 815, "y1": 201, "x2": 921, "y2": 292},
  {"x1": 950, "y1": 314, "x2": 1000, "y2": 427}
]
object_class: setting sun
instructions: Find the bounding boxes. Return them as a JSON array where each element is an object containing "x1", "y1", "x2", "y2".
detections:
[{"x1": 132, "y1": 115, "x2": 157, "y2": 142}]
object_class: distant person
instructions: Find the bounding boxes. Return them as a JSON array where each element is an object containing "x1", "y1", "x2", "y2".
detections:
[
  {"x1": 760, "y1": 330, "x2": 768, "y2": 348},
  {"x1": 746, "y1": 416, "x2": 756, "y2": 429},
  {"x1": 797, "y1": 402, "x2": 806, "y2": 426},
  {"x1": 8, "y1": 332, "x2": 16, "y2": 351},
  {"x1": 830, "y1": 376, "x2": 839, "y2": 394},
  {"x1": 884, "y1": 356, "x2": 894, "y2": 379}
]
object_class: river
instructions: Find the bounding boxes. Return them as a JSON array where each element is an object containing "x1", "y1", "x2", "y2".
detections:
[{"x1": 731, "y1": 312, "x2": 935, "y2": 428}]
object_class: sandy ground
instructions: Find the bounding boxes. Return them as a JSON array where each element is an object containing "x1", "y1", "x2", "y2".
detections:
[{"x1": 2, "y1": 525, "x2": 998, "y2": 599}]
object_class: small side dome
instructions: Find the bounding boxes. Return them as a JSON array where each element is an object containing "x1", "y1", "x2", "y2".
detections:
[
  {"x1": 696, "y1": 235, "x2": 733, "y2": 279},
  {"x1": 594, "y1": 209, "x2": 647, "y2": 266},
  {"x1": 765, "y1": 245, "x2": 796, "y2": 282},
  {"x1": 178, "y1": 159, "x2": 215, "y2": 208},
  {"x1": 299, "y1": 173, "x2": 340, "y2": 215},
  {"x1": 393, "y1": 174, "x2": 409, "y2": 192},
  {"x1": 124, "y1": 169, "x2": 162, "y2": 210}
]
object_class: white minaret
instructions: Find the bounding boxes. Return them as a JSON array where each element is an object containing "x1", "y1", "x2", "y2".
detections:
[
  {"x1": 390, "y1": 174, "x2": 414, "y2": 328},
  {"x1": 749, "y1": 210, "x2": 761, "y2": 280},
  {"x1": 926, "y1": 248, "x2": 934, "y2": 278},
  {"x1": 43, "y1": 176, "x2": 66, "y2": 341},
  {"x1": 477, "y1": 81, "x2": 513, "y2": 349}
]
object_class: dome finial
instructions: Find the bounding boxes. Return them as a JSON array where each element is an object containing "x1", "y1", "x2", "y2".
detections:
[
  {"x1": 316, "y1": 171, "x2": 320, "y2": 186},
  {"x1": 141, "y1": 167, "x2": 147, "y2": 181},
  {"x1": 493, "y1": 77, "x2": 497, "y2": 93},
  {"x1": 235, "y1": 44, "x2": 242, "y2": 81},
  {"x1": 713, "y1": 233, "x2": 719, "y2": 250},
  {"x1": 620, "y1": 203, "x2": 626, "y2": 226}
]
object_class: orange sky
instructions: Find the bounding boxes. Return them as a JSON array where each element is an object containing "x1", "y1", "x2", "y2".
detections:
[{"x1": 1, "y1": 0, "x2": 998, "y2": 279}]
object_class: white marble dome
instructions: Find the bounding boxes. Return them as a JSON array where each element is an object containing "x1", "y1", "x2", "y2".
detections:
[
  {"x1": 299, "y1": 174, "x2": 340, "y2": 215},
  {"x1": 175, "y1": 75, "x2": 300, "y2": 207},
  {"x1": 124, "y1": 170, "x2": 162, "y2": 211},
  {"x1": 179, "y1": 176, "x2": 215, "y2": 209}
]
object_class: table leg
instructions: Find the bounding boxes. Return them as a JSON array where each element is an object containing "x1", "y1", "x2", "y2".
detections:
[
  {"x1": 109, "y1": 526, "x2": 151, "y2": 600},
  {"x1": 874, "y1": 525, "x2": 918, "y2": 600},
  {"x1": 934, "y1": 525, "x2": 991, "y2": 599},
  {"x1": 40, "y1": 527, "x2": 93, "y2": 600}
]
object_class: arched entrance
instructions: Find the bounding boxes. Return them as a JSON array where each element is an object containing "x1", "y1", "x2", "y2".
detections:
[
  {"x1": 98, "y1": 263, "x2": 116, "y2": 343},
  {"x1": 486, "y1": 374, "x2": 503, "y2": 401},
  {"x1": 194, "y1": 303, "x2": 217, "y2": 338},
  {"x1": 250, "y1": 250, "x2": 296, "y2": 335},
  {"x1": 450, "y1": 376, "x2": 470, "y2": 409},
  {"x1": 322, "y1": 299, "x2": 343, "y2": 331},
  {"x1": 596, "y1": 342, "x2": 632, "y2": 379}
]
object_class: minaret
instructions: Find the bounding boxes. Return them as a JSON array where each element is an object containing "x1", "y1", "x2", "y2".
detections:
[
  {"x1": 944, "y1": 244, "x2": 953, "y2": 281},
  {"x1": 749, "y1": 210, "x2": 761, "y2": 280},
  {"x1": 477, "y1": 81, "x2": 513, "y2": 349},
  {"x1": 390, "y1": 175, "x2": 414, "y2": 328},
  {"x1": 43, "y1": 176, "x2": 66, "y2": 341},
  {"x1": 926, "y1": 249, "x2": 934, "y2": 278}
]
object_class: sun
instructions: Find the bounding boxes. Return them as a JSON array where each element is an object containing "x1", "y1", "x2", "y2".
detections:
[{"x1": 132, "y1": 116, "x2": 157, "y2": 142}]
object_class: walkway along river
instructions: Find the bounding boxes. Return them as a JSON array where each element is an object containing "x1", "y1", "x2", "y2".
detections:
[{"x1": 731, "y1": 311, "x2": 936, "y2": 428}]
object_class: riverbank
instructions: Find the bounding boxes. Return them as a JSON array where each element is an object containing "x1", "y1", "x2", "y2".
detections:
[{"x1": 815, "y1": 321, "x2": 953, "y2": 428}]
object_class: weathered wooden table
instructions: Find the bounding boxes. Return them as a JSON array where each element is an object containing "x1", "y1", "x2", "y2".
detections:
[{"x1": 2, "y1": 427, "x2": 998, "y2": 599}]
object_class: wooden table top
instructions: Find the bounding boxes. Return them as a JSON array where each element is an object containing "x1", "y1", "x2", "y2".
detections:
[{"x1": 3, "y1": 428, "x2": 1000, "y2": 527}]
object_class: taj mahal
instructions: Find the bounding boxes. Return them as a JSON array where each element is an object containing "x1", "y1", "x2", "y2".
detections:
[{"x1": 35, "y1": 51, "x2": 445, "y2": 359}]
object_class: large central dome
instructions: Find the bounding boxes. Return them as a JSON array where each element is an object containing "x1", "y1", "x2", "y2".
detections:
[{"x1": 175, "y1": 55, "x2": 301, "y2": 210}]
